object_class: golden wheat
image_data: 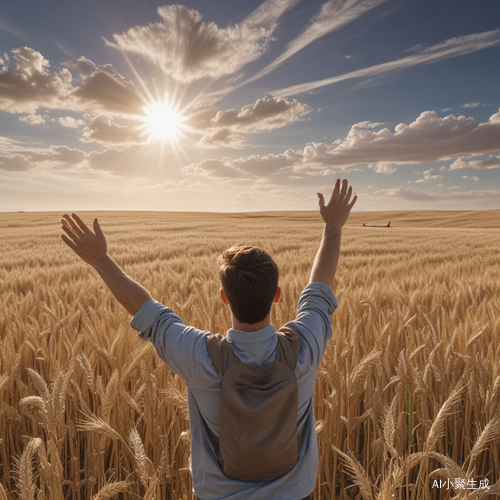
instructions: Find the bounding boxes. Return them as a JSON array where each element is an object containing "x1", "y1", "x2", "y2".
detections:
[{"x1": 1, "y1": 211, "x2": 500, "y2": 499}]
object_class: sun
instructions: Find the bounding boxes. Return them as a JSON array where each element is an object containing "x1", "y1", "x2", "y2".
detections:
[{"x1": 141, "y1": 98, "x2": 185, "y2": 143}]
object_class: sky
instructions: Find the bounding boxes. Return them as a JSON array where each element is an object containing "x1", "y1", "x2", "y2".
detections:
[{"x1": 1, "y1": 0, "x2": 499, "y2": 212}]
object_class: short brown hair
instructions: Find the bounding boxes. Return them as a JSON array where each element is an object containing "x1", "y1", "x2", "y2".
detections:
[{"x1": 218, "y1": 244, "x2": 279, "y2": 324}]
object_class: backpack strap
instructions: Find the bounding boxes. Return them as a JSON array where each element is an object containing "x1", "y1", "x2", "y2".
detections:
[
  {"x1": 276, "y1": 326, "x2": 300, "y2": 371},
  {"x1": 207, "y1": 328, "x2": 300, "y2": 374},
  {"x1": 276, "y1": 326, "x2": 306, "y2": 448},
  {"x1": 206, "y1": 333, "x2": 238, "y2": 376}
]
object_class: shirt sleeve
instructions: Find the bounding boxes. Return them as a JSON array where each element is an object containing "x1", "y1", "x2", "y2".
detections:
[
  {"x1": 284, "y1": 282, "x2": 338, "y2": 370},
  {"x1": 130, "y1": 300, "x2": 208, "y2": 384}
]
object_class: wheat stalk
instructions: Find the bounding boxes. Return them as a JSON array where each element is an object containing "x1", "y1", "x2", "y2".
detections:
[
  {"x1": 76, "y1": 412, "x2": 126, "y2": 445},
  {"x1": 332, "y1": 444, "x2": 374, "y2": 500},
  {"x1": 92, "y1": 481, "x2": 129, "y2": 500},
  {"x1": 14, "y1": 438, "x2": 42, "y2": 500}
]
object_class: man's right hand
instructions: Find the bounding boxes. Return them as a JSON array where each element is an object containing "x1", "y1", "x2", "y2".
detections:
[
  {"x1": 310, "y1": 179, "x2": 357, "y2": 288},
  {"x1": 317, "y1": 178, "x2": 357, "y2": 230}
]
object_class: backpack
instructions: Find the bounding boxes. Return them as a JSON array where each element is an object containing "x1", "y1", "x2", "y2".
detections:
[{"x1": 204, "y1": 326, "x2": 305, "y2": 481}]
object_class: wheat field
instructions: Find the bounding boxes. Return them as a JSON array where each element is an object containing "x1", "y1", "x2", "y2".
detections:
[{"x1": 1, "y1": 211, "x2": 500, "y2": 500}]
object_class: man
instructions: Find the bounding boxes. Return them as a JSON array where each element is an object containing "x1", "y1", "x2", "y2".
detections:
[{"x1": 61, "y1": 178, "x2": 357, "y2": 500}]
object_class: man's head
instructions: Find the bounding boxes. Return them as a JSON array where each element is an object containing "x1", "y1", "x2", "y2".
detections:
[{"x1": 218, "y1": 244, "x2": 279, "y2": 325}]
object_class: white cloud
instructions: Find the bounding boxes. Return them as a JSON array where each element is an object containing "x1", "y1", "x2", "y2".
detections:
[
  {"x1": 182, "y1": 109, "x2": 500, "y2": 178},
  {"x1": 449, "y1": 156, "x2": 500, "y2": 170},
  {"x1": 190, "y1": 95, "x2": 311, "y2": 148},
  {"x1": 65, "y1": 56, "x2": 98, "y2": 75},
  {"x1": 368, "y1": 163, "x2": 396, "y2": 174},
  {"x1": 472, "y1": 176, "x2": 479, "y2": 181},
  {"x1": 18, "y1": 114, "x2": 45, "y2": 125},
  {"x1": 270, "y1": 30, "x2": 500, "y2": 98},
  {"x1": 204, "y1": 96, "x2": 310, "y2": 131},
  {"x1": 0, "y1": 48, "x2": 144, "y2": 117},
  {"x1": 415, "y1": 168, "x2": 442, "y2": 182},
  {"x1": 439, "y1": 166, "x2": 447, "y2": 171},
  {"x1": 197, "y1": 129, "x2": 247, "y2": 149},
  {"x1": 58, "y1": 116, "x2": 85, "y2": 128},
  {"x1": 82, "y1": 116, "x2": 146, "y2": 145},
  {"x1": 68, "y1": 63, "x2": 144, "y2": 116},
  {"x1": 105, "y1": 4, "x2": 290, "y2": 82},
  {"x1": 0, "y1": 47, "x2": 72, "y2": 113}
]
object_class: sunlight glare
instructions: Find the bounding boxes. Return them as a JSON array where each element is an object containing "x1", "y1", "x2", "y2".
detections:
[{"x1": 142, "y1": 98, "x2": 185, "y2": 143}]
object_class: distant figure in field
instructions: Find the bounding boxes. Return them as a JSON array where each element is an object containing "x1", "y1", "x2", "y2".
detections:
[{"x1": 61, "y1": 178, "x2": 357, "y2": 500}]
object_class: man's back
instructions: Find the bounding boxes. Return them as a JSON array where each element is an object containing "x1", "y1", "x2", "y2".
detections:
[
  {"x1": 61, "y1": 178, "x2": 357, "y2": 499},
  {"x1": 131, "y1": 281, "x2": 337, "y2": 500}
]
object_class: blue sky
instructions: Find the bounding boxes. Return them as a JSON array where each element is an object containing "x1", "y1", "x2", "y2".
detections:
[{"x1": 1, "y1": 0, "x2": 499, "y2": 212}]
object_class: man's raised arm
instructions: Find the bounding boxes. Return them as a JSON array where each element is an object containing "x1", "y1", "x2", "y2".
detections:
[
  {"x1": 61, "y1": 214, "x2": 153, "y2": 316},
  {"x1": 309, "y1": 179, "x2": 357, "y2": 289}
]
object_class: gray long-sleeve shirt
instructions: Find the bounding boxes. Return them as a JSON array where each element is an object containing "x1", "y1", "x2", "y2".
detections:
[{"x1": 130, "y1": 282, "x2": 337, "y2": 500}]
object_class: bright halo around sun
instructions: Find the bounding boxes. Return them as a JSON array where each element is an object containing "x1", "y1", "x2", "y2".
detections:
[{"x1": 141, "y1": 98, "x2": 185, "y2": 143}]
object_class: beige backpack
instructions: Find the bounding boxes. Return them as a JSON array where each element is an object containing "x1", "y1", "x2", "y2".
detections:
[{"x1": 205, "y1": 326, "x2": 305, "y2": 481}]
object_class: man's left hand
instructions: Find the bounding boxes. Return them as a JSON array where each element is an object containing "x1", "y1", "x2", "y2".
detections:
[{"x1": 61, "y1": 214, "x2": 108, "y2": 267}]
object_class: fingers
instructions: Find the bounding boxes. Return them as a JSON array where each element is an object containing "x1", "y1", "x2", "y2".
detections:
[
  {"x1": 71, "y1": 213, "x2": 92, "y2": 235},
  {"x1": 344, "y1": 185, "x2": 353, "y2": 205},
  {"x1": 93, "y1": 218, "x2": 104, "y2": 239},
  {"x1": 330, "y1": 178, "x2": 341, "y2": 202},
  {"x1": 61, "y1": 223, "x2": 80, "y2": 244},
  {"x1": 347, "y1": 195, "x2": 358, "y2": 210},
  {"x1": 62, "y1": 214, "x2": 84, "y2": 237},
  {"x1": 339, "y1": 179, "x2": 348, "y2": 199},
  {"x1": 329, "y1": 179, "x2": 354, "y2": 205},
  {"x1": 61, "y1": 234, "x2": 78, "y2": 251},
  {"x1": 317, "y1": 193, "x2": 325, "y2": 209}
]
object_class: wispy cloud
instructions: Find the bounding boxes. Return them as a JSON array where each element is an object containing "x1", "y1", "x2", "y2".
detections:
[
  {"x1": 374, "y1": 187, "x2": 500, "y2": 202},
  {"x1": 461, "y1": 102, "x2": 484, "y2": 108},
  {"x1": 270, "y1": 30, "x2": 500, "y2": 98},
  {"x1": 0, "y1": 135, "x2": 178, "y2": 177},
  {"x1": 244, "y1": 0, "x2": 302, "y2": 30},
  {"x1": 246, "y1": 0, "x2": 388, "y2": 85},
  {"x1": 0, "y1": 19, "x2": 30, "y2": 43},
  {"x1": 0, "y1": 137, "x2": 86, "y2": 172}
]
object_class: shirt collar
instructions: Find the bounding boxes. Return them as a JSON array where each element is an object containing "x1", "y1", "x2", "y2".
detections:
[{"x1": 226, "y1": 324, "x2": 277, "y2": 344}]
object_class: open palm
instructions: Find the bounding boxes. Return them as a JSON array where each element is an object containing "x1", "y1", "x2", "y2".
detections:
[
  {"x1": 317, "y1": 179, "x2": 357, "y2": 230},
  {"x1": 61, "y1": 213, "x2": 108, "y2": 266}
]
